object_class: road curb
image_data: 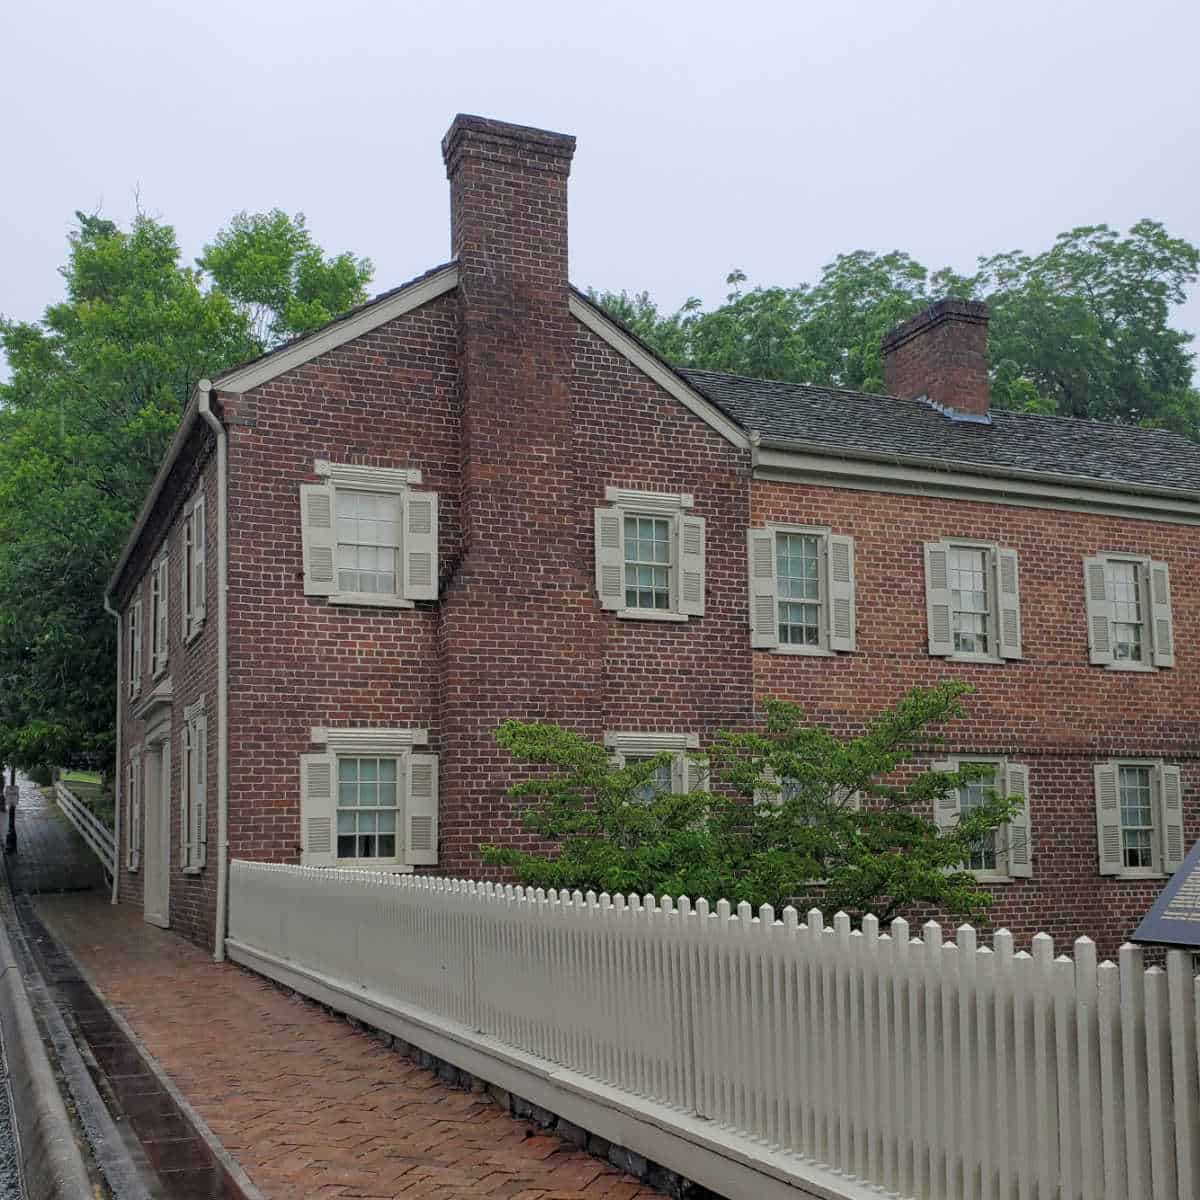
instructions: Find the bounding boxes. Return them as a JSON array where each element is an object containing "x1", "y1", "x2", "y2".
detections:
[{"x1": 0, "y1": 916, "x2": 92, "y2": 1200}]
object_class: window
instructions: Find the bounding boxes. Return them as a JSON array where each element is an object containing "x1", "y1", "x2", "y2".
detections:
[
  {"x1": 925, "y1": 541, "x2": 1021, "y2": 661},
  {"x1": 337, "y1": 757, "x2": 400, "y2": 860},
  {"x1": 604, "y1": 731, "x2": 706, "y2": 798},
  {"x1": 932, "y1": 758, "x2": 1032, "y2": 880},
  {"x1": 300, "y1": 461, "x2": 438, "y2": 606},
  {"x1": 747, "y1": 526, "x2": 856, "y2": 654},
  {"x1": 300, "y1": 727, "x2": 438, "y2": 868},
  {"x1": 182, "y1": 700, "x2": 207, "y2": 871},
  {"x1": 1095, "y1": 760, "x2": 1184, "y2": 878},
  {"x1": 594, "y1": 488, "x2": 705, "y2": 621},
  {"x1": 127, "y1": 597, "x2": 143, "y2": 700},
  {"x1": 151, "y1": 552, "x2": 169, "y2": 677},
  {"x1": 181, "y1": 493, "x2": 206, "y2": 641},
  {"x1": 1084, "y1": 555, "x2": 1174, "y2": 670}
]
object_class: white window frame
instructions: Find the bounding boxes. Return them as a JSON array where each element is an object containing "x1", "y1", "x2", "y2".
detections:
[
  {"x1": 181, "y1": 698, "x2": 207, "y2": 872},
  {"x1": 945, "y1": 757, "x2": 1012, "y2": 883},
  {"x1": 302, "y1": 726, "x2": 436, "y2": 871},
  {"x1": 594, "y1": 488, "x2": 705, "y2": 622},
  {"x1": 604, "y1": 731, "x2": 704, "y2": 796},
  {"x1": 1096, "y1": 759, "x2": 1182, "y2": 880},
  {"x1": 925, "y1": 539, "x2": 1022, "y2": 664},
  {"x1": 1085, "y1": 553, "x2": 1172, "y2": 672},
  {"x1": 301, "y1": 460, "x2": 437, "y2": 609},
  {"x1": 181, "y1": 491, "x2": 206, "y2": 643},
  {"x1": 151, "y1": 550, "x2": 169, "y2": 678}
]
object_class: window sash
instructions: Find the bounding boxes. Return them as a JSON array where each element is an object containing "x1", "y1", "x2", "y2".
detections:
[
  {"x1": 335, "y1": 755, "x2": 401, "y2": 862},
  {"x1": 335, "y1": 490, "x2": 401, "y2": 597},
  {"x1": 1118, "y1": 765, "x2": 1157, "y2": 870},
  {"x1": 1105, "y1": 559, "x2": 1148, "y2": 664},
  {"x1": 623, "y1": 513, "x2": 673, "y2": 610},
  {"x1": 948, "y1": 545, "x2": 994, "y2": 656},
  {"x1": 776, "y1": 532, "x2": 824, "y2": 646}
]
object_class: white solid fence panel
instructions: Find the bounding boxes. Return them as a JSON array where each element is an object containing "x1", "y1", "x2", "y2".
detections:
[{"x1": 228, "y1": 860, "x2": 1200, "y2": 1200}]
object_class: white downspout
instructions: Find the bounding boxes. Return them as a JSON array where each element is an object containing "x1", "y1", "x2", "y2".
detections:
[
  {"x1": 197, "y1": 381, "x2": 230, "y2": 962},
  {"x1": 103, "y1": 595, "x2": 122, "y2": 904}
]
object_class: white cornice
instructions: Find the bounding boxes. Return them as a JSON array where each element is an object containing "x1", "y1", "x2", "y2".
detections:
[
  {"x1": 753, "y1": 446, "x2": 1200, "y2": 526},
  {"x1": 568, "y1": 294, "x2": 749, "y2": 450},
  {"x1": 215, "y1": 265, "x2": 460, "y2": 395}
]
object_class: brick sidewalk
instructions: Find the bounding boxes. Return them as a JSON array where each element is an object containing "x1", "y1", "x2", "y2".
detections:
[{"x1": 35, "y1": 892, "x2": 665, "y2": 1200}]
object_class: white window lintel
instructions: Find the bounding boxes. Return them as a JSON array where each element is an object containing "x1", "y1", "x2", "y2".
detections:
[
  {"x1": 310, "y1": 726, "x2": 429, "y2": 754},
  {"x1": 604, "y1": 486, "x2": 692, "y2": 513},
  {"x1": 315, "y1": 460, "x2": 422, "y2": 490},
  {"x1": 604, "y1": 731, "x2": 700, "y2": 754}
]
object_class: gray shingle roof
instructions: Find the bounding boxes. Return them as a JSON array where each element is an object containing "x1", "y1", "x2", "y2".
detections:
[{"x1": 679, "y1": 368, "x2": 1200, "y2": 496}]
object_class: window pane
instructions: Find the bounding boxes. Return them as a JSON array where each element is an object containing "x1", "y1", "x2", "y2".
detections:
[
  {"x1": 336, "y1": 490, "x2": 401, "y2": 594},
  {"x1": 337, "y1": 812, "x2": 356, "y2": 834},
  {"x1": 1118, "y1": 765, "x2": 1155, "y2": 868},
  {"x1": 378, "y1": 835, "x2": 396, "y2": 858},
  {"x1": 950, "y1": 547, "x2": 991, "y2": 655},
  {"x1": 627, "y1": 754, "x2": 674, "y2": 805},
  {"x1": 624, "y1": 514, "x2": 672, "y2": 609},
  {"x1": 777, "y1": 534, "x2": 823, "y2": 645},
  {"x1": 337, "y1": 835, "x2": 356, "y2": 858}
]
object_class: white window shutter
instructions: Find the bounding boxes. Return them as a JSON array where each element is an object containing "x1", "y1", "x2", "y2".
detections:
[
  {"x1": 1094, "y1": 762, "x2": 1122, "y2": 876},
  {"x1": 130, "y1": 753, "x2": 142, "y2": 872},
  {"x1": 406, "y1": 753, "x2": 439, "y2": 866},
  {"x1": 685, "y1": 754, "x2": 709, "y2": 793},
  {"x1": 924, "y1": 543, "x2": 954, "y2": 657},
  {"x1": 181, "y1": 724, "x2": 193, "y2": 863},
  {"x1": 678, "y1": 514, "x2": 706, "y2": 617},
  {"x1": 1083, "y1": 557, "x2": 1114, "y2": 665},
  {"x1": 594, "y1": 506, "x2": 625, "y2": 611},
  {"x1": 844, "y1": 789, "x2": 864, "y2": 812},
  {"x1": 192, "y1": 499, "x2": 207, "y2": 624},
  {"x1": 299, "y1": 753, "x2": 336, "y2": 866},
  {"x1": 1149, "y1": 561, "x2": 1175, "y2": 669},
  {"x1": 754, "y1": 766, "x2": 780, "y2": 807},
  {"x1": 299, "y1": 484, "x2": 337, "y2": 597},
  {"x1": 747, "y1": 529, "x2": 779, "y2": 649},
  {"x1": 996, "y1": 548, "x2": 1022, "y2": 659},
  {"x1": 826, "y1": 534, "x2": 856, "y2": 653},
  {"x1": 156, "y1": 557, "x2": 169, "y2": 672},
  {"x1": 931, "y1": 760, "x2": 959, "y2": 833},
  {"x1": 1159, "y1": 764, "x2": 1185, "y2": 873},
  {"x1": 194, "y1": 715, "x2": 208, "y2": 868},
  {"x1": 126, "y1": 759, "x2": 137, "y2": 870},
  {"x1": 1004, "y1": 762, "x2": 1033, "y2": 878},
  {"x1": 403, "y1": 490, "x2": 439, "y2": 601},
  {"x1": 181, "y1": 523, "x2": 192, "y2": 640}
]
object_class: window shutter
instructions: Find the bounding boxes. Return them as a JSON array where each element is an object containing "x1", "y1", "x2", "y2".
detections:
[
  {"x1": 193, "y1": 715, "x2": 208, "y2": 869},
  {"x1": 131, "y1": 600, "x2": 143, "y2": 698},
  {"x1": 1083, "y1": 557, "x2": 1114, "y2": 665},
  {"x1": 685, "y1": 754, "x2": 709, "y2": 793},
  {"x1": 1094, "y1": 762, "x2": 1122, "y2": 876},
  {"x1": 130, "y1": 753, "x2": 142, "y2": 872},
  {"x1": 403, "y1": 490, "x2": 439, "y2": 601},
  {"x1": 1159, "y1": 764, "x2": 1185, "y2": 874},
  {"x1": 192, "y1": 499, "x2": 207, "y2": 624},
  {"x1": 594, "y1": 506, "x2": 625, "y2": 611},
  {"x1": 156, "y1": 557, "x2": 169, "y2": 672},
  {"x1": 924, "y1": 543, "x2": 953, "y2": 657},
  {"x1": 181, "y1": 523, "x2": 192, "y2": 640},
  {"x1": 996, "y1": 548, "x2": 1022, "y2": 659},
  {"x1": 1004, "y1": 762, "x2": 1033, "y2": 878},
  {"x1": 299, "y1": 753, "x2": 336, "y2": 866},
  {"x1": 300, "y1": 484, "x2": 337, "y2": 597},
  {"x1": 844, "y1": 790, "x2": 864, "y2": 812},
  {"x1": 126, "y1": 759, "x2": 137, "y2": 870},
  {"x1": 406, "y1": 753, "x2": 439, "y2": 866},
  {"x1": 826, "y1": 534, "x2": 856, "y2": 653},
  {"x1": 181, "y1": 724, "x2": 193, "y2": 863},
  {"x1": 677, "y1": 514, "x2": 706, "y2": 617},
  {"x1": 931, "y1": 760, "x2": 959, "y2": 833},
  {"x1": 1149, "y1": 560, "x2": 1175, "y2": 669},
  {"x1": 747, "y1": 529, "x2": 779, "y2": 649}
]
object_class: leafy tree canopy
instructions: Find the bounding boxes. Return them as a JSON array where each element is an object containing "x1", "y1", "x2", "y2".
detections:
[
  {"x1": 0, "y1": 208, "x2": 372, "y2": 769},
  {"x1": 484, "y1": 683, "x2": 1017, "y2": 924},
  {"x1": 593, "y1": 220, "x2": 1200, "y2": 438}
]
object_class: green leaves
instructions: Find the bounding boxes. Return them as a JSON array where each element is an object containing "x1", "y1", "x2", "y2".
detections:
[
  {"x1": 594, "y1": 220, "x2": 1199, "y2": 438},
  {"x1": 489, "y1": 683, "x2": 1019, "y2": 925}
]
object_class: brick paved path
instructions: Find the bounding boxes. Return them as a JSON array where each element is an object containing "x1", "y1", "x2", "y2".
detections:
[
  {"x1": 6, "y1": 773, "x2": 104, "y2": 895},
  {"x1": 35, "y1": 892, "x2": 666, "y2": 1200}
]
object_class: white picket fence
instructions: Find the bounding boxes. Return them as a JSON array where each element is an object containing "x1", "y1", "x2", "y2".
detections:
[
  {"x1": 227, "y1": 860, "x2": 1200, "y2": 1200},
  {"x1": 54, "y1": 780, "x2": 115, "y2": 878}
]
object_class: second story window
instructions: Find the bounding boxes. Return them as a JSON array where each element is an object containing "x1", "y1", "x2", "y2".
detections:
[
  {"x1": 300, "y1": 461, "x2": 438, "y2": 608},
  {"x1": 181, "y1": 492, "x2": 206, "y2": 642},
  {"x1": 925, "y1": 540, "x2": 1022, "y2": 662},
  {"x1": 1085, "y1": 554, "x2": 1174, "y2": 670},
  {"x1": 624, "y1": 515, "x2": 672, "y2": 611},
  {"x1": 127, "y1": 598, "x2": 143, "y2": 700},
  {"x1": 151, "y1": 551, "x2": 169, "y2": 677},
  {"x1": 747, "y1": 525, "x2": 856, "y2": 654}
]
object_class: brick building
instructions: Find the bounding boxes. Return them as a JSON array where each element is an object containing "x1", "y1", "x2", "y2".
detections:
[{"x1": 106, "y1": 115, "x2": 1200, "y2": 960}]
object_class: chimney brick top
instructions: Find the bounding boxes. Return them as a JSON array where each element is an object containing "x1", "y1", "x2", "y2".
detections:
[
  {"x1": 442, "y1": 114, "x2": 576, "y2": 179},
  {"x1": 881, "y1": 298, "x2": 991, "y2": 418}
]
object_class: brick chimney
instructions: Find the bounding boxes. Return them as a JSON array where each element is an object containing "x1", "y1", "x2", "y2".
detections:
[{"x1": 880, "y1": 299, "x2": 991, "y2": 419}]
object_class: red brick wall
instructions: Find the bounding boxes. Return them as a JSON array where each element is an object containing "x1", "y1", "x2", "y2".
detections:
[
  {"x1": 752, "y1": 479, "x2": 1199, "y2": 955},
  {"x1": 115, "y1": 431, "x2": 219, "y2": 949}
]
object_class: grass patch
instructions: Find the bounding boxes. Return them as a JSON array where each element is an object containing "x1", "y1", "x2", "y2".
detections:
[{"x1": 58, "y1": 769, "x2": 114, "y2": 827}]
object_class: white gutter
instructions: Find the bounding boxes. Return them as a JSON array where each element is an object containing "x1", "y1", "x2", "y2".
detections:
[
  {"x1": 103, "y1": 595, "x2": 122, "y2": 904},
  {"x1": 196, "y1": 382, "x2": 231, "y2": 963}
]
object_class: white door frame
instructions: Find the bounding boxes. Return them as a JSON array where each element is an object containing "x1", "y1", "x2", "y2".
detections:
[{"x1": 142, "y1": 734, "x2": 171, "y2": 928}]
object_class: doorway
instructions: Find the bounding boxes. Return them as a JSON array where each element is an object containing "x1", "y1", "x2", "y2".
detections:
[{"x1": 142, "y1": 738, "x2": 170, "y2": 928}]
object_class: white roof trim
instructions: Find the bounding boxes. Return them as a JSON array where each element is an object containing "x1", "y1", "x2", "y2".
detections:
[
  {"x1": 215, "y1": 264, "x2": 460, "y2": 395},
  {"x1": 568, "y1": 293, "x2": 749, "y2": 450}
]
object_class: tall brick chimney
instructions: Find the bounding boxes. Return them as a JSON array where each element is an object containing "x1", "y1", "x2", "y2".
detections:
[{"x1": 880, "y1": 299, "x2": 991, "y2": 418}]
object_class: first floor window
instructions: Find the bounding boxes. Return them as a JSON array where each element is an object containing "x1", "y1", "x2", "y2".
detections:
[
  {"x1": 1118, "y1": 765, "x2": 1155, "y2": 869},
  {"x1": 777, "y1": 532, "x2": 821, "y2": 646},
  {"x1": 1095, "y1": 760, "x2": 1184, "y2": 878},
  {"x1": 958, "y1": 765, "x2": 1000, "y2": 872},
  {"x1": 624, "y1": 753, "x2": 675, "y2": 804},
  {"x1": 336, "y1": 756, "x2": 400, "y2": 860},
  {"x1": 934, "y1": 757, "x2": 1032, "y2": 879},
  {"x1": 624, "y1": 514, "x2": 672, "y2": 611},
  {"x1": 605, "y1": 731, "x2": 706, "y2": 802}
]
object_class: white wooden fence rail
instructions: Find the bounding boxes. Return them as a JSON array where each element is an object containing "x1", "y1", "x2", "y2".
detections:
[
  {"x1": 54, "y1": 781, "x2": 115, "y2": 877},
  {"x1": 228, "y1": 860, "x2": 1200, "y2": 1200}
]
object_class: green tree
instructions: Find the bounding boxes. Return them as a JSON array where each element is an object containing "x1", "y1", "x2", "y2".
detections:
[
  {"x1": 198, "y1": 209, "x2": 373, "y2": 348},
  {"x1": 592, "y1": 221, "x2": 1199, "y2": 437},
  {"x1": 0, "y1": 208, "x2": 373, "y2": 770},
  {"x1": 484, "y1": 683, "x2": 1017, "y2": 924}
]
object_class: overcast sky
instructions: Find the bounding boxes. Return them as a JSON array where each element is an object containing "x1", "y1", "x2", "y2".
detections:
[{"x1": 2, "y1": 1, "x2": 1198, "y2": 381}]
